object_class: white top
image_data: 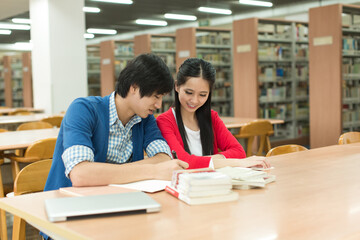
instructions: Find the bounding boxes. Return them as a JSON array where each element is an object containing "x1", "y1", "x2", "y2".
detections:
[
  {"x1": 171, "y1": 108, "x2": 214, "y2": 169},
  {"x1": 184, "y1": 125, "x2": 202, "y2": 156}
]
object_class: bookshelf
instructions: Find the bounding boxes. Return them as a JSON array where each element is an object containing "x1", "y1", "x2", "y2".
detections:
[
  {"x1": 114, "y1": 40, "x2": 134, "y2": 81},
  {"x1": 134, "y1": 34, "x2": 176, "y2": 113},
  {"x1": 309, "y1": 4, "x2": 360, "y2": 148},
  {"x1": 22, "y1": 52, "x2": 33, "y2": 107},
  {"x1": 87, "y1": 45, "x2": 101, "y2": 96},
  {"x1": 233, "y1": 18, "x2": 309, "y2": 145},
  {"x1": 100, "y1": 40, "x2": 134, "y2": 97},
  {"x1": 0, "y1": 59, "x2": 4, "y2": 106},
  {"x1": 176, "y1": 27, "x2": 233, "y2": 116},
  {"x1": 1, "y1": 53, "x2": 33, "y2": 108}
]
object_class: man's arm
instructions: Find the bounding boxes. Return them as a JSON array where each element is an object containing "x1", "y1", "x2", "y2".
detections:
[
  {"x1": 69, "y1": 158, "x2": 188, "y2": 187},
  {"x1": 133, "y1": 152, "x2": 171, "y2": 164}
]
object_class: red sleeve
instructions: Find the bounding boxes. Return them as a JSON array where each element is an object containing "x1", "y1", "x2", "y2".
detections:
[
  {"x1": 156, "y1": 109, "x2": 211, "y2": 169},
  {"x1": 212, "y1": 110, "x2": 246, "y2": 158}
]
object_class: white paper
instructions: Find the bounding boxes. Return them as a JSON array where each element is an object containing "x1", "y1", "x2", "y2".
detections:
[{"x1": 110, "y1": 180, "x2": 171, "y2": 193}]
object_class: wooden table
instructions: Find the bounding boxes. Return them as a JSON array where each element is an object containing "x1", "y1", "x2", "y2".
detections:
[
  {"x1": 1, "y1": 143, "x2": 360, "y2": 239},
  {"x1": 0, "y1": 128, "x2": 60, "y2": 151},
  {"x1": 0, "y1": 114, "x2": 62, "y2": 131},
  {"x1": 221, "y1": 117, "x2": 284, "y2": 129},
  {"x1": 0, "y1": 108, "x2": 44, "y2": 115}
]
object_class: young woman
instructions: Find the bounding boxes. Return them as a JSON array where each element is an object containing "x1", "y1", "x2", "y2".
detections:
[{"x1": 156, "y1": 58, "x2": 270, "y2": 169}]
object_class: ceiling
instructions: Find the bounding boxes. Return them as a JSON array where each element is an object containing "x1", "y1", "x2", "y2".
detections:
[{"x1": 0, "y1": 0, "x2": 355, "y2": 45}]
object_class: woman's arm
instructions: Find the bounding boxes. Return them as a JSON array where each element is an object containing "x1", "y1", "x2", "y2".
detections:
[
  {"x1": 156, "y1": 112, "x2": 212, "y2": 169},
  {"x1": 212, "y1": 111, "x2": 246, "y2": 159}
]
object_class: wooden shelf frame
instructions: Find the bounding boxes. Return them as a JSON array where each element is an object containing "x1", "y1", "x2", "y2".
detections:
[
  {"x1": 309, "y1": 4, "x2": 360, "y2": 148},
  {"x1": 176, "y1": 27, "x2": 234, "y2": 116},
  {"x1": 233, "y1": 18, "x2": 310, "y2": 144}
]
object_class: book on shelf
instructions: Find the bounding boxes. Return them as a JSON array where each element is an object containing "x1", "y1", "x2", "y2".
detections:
[
  {"x1": 217, "y1": 166, "x2": 276, "y2": 190},
  {"x1": 166, "y1": 168, "x2": 238, "y2": 205}
]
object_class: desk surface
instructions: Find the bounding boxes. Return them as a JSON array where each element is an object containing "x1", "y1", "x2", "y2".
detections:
[
  {"x1": 0, "y1": 108, "x2": 44, "y2": 115},
  {"x1": 0, "y1": 113, "x2": 55, "y2": 126},
  {"x1": 1, "y1": 143, "x2": 360, "y2": 240},
  {"x1": 221, "y1": 117, "x2": 284, "y2": 129},
  {"x1": 0, "y1": 128, "x2": 60, "y2": 151}
]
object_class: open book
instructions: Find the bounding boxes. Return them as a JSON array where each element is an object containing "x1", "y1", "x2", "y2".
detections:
[{"x1": 217, "y1": 166, "x2": 276, "y2": 189}]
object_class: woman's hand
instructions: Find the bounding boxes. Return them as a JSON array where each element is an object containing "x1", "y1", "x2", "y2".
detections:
[
  {"x1": 237, "y1": 156, "x2": 271, "y2": 169},
  {"x1": 213, "y1": 156, "x2": 271, "y2": 169}
]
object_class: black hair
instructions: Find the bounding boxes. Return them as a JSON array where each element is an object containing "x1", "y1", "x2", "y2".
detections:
[
  {"x1": 175, "y1": 58, "x2": 216, "y2": 156},
  {"x1": 115, "y1": 53, "x2": 174, "y2": 98}
]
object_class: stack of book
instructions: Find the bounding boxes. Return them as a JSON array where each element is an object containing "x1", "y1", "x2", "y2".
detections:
[
  {"x1": 165, "y1": 168, "x2": 239, "y2": 205},
  {"x1": 217, "y1": 166, "x2": 276, "y2": 190}
]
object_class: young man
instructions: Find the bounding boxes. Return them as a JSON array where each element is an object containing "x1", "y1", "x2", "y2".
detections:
[{"x1": 44, "y1": 53, "x2": 188, "y2": 191}]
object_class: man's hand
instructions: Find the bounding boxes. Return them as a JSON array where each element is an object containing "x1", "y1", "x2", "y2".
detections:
[{"x1": 154, "y1": 160, "x2": 189, "y2": 180}]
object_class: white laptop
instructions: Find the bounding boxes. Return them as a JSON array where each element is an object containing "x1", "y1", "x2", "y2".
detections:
[{"x1": 44, "y1": 191, "x2": 161, "y2": 222}]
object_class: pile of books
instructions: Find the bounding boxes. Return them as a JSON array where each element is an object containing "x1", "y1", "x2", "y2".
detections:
[
  {"x1": 217, "y1": 166, "x2": 276, "y2": 190},
  {"x1": 165, "y1": 168, "x2": 239, "y2": 205}
]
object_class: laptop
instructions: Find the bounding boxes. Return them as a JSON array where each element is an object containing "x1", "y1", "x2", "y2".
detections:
[{"x1": 44, "y1": 191, "x2": 161, "y2": 222}]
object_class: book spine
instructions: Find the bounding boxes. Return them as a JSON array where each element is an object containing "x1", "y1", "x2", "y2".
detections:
[
  {"x1": 165, "y1": 185, "x2": 180, "y2": 198},
  {"x1": 165, "y1": 185, "x2": 190, "y2": 205}
]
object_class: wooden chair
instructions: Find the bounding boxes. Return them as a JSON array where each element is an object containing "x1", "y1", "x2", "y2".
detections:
[
  {"x1": 16, "y1": 121, "x2": 53, "y2": 131},
  {"x1": 41, "y1": 116, "x2": 63, "y2": 128},
  {"x1": 266, "y1": 144, "x2": 308, "y2": 157},
  {"x1": 12, "y1": 159, "x2": 52, "y2": 240},
  {"x1": 8, "y1": 109, "x2": 33, "y2": 116},
  {"x1": 338, "y1": 132, "x2": 360, "y2": 145},
  {"x1": 233, "y1": 120, "x2": 274, "y2": 156},
  {"x1": 5, "y1": 138, "x2": 57, "y2": 180},
  {"x1": 0, "y1": 129, "x2": 8, "y2": 133},
  {"x1": 0, "y1": 152, "x2": 7, "y2": 240}
]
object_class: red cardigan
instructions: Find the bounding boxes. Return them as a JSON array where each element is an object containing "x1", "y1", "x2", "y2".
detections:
[{"x1": 156, "y1": 108, "x2": 246, "y2": 169}]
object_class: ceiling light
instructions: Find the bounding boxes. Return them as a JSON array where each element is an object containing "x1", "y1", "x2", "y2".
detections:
[
  {"x1": 135, "y1": 19, "x2": 168, "y2": 26},
  {"x1": 14, "y1": 42, "x2": 32, "y2": 49},
  {"x1": 198, "y1": 7, "x2": 232, "y2": 15},
  {"x1": 0, "y1": 29, "x2": 11, "y2": 35},
  {"x1": 164, "y1": 13, "x2": 197, "y2": 21},
  {"x1": 91, "y1": 0, "x2": 133, "y2": 4},
  {"x1": 87, "y1": 28, "x2": 117, "y2": 34},
  {"x1": 84, "y1": 33, "x2": 95, "y2": 39},
  {"x1": 239, "y1": 0, "x2": 273, "y2": 7},
  {"x1": 12, "y1": 18, "x2": 31, "y2": 24},
  {"x1": 83, "y1": 7, "x2": 101, "y2": 13},
  {"x1": 0, "y1": 23, "x2": 30, "y2": 30}
]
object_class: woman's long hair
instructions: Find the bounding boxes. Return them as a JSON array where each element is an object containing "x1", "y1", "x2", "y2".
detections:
[{"x1": 174, "y1": 58, "x2": 216, "y2": 155}]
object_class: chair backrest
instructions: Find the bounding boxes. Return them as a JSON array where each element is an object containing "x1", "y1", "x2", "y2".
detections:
[
  {"x1": 8, "y1": 109, "x2": 33, "y2": 116},
  {"x1": 14, "y1": 159, "x2": 52, "y2": 196},
  {"x1": 23, "y1": 138, "x2": 57, "y2": 161},
  {"x1": 16, "y1": 121, "x2": 53, "y2": 131},
  {"x1": 0, "y1": 128, "x2": 8, "y2": 133},
  {"x1": 41, "y1": 116, "x2": 63, "y2": 128},
  {"x1": 338, "y1": 132, "x2": 360, "y2": 145},
  {"x1": 266, "y1": 144, "x2": 308, "y2": 157},
  {"x1": 234, "y1": 120, "x2": 274, "y2": 156}
]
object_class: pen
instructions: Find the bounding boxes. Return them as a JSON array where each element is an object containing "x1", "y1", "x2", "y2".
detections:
[{"x1": 172, "y1": 150, "x2": 178, "y2": 159}]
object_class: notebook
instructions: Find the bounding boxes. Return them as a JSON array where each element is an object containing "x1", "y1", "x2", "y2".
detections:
[{"x1": 44, "y1": 191, "x2": 161, "y2": 222}]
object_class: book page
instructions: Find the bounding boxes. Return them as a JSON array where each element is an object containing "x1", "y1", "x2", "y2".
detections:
[{"x1": 110, "y1": 180, "x2": 171, "y2": 193}]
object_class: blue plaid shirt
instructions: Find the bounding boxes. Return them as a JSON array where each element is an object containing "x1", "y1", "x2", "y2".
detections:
[{"x1": 63, "y1": 92, "x2": 172, "y2": 177}]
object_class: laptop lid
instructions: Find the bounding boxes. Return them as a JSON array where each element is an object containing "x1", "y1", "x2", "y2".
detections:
[{"x1": 45, "y1": 191, "x2": 161, "y2": 222}]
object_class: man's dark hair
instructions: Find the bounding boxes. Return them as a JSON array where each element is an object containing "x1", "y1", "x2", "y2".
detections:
[{"x1": 115, "y1": 53, "x2": 174, "y2": 98}]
